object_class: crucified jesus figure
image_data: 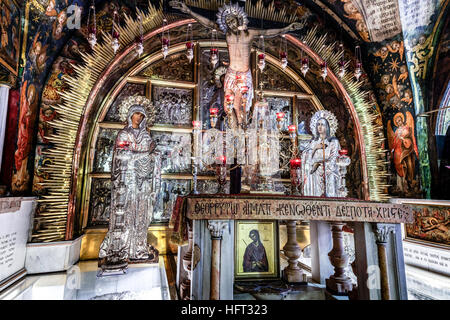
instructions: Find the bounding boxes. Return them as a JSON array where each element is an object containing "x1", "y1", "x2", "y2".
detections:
[{"x1": 170, "y1": 1, "x2": 303, "y2": 127}]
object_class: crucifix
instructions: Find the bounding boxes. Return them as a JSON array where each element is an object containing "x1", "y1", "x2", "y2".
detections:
[{"x1": 170, "y1": 1, "x2": 303, "y2": 127}]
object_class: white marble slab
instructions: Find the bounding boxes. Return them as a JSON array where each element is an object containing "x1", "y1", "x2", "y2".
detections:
[
  {"x1": 0, "y1": 198, "x2": 35, "y2": 288},
  {"x1": 25, "y1": 235, "x2": 83, "y2": 274},
  {"x1": 403, "y1": 240, "x2": 450, "y2": 276},
  {"x1": 0, "y1": 260, "x2": 170, "y2": 300}
]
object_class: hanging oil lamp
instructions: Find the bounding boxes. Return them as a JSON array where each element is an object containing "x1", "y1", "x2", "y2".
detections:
[
  {"x1": 338, "y1": 43, "x2": 346, "y2": 78},
  {"x1": 87, "y1": 0, "x2": 97, "y2": 49},
  {"x1": 280, "y1": 35, "x2": 288, "y2": 69},
  {"x1": 161, "y1": 18, "x2": 169, "y2": 59},
  {"x1": 210, "y1": 29, "x2": 219, "y2": 67},
  {"x1": 354, "y1": 45, "x2": 362, "y2": 81},
  {"x1": 258, "y1": 35, "x2": 266, "y2": 72},
  {"x1": 135, "y1": 14, "x2": 144, "y2": 57},
  {"x1": 185, "y1": 23, "x2": 194, "y2": 62},
  {"x1": 111, "y1": 10, "x2": 120, "y2": 54},
  {"x1": 301, "y1": 57, "x2": 309, "y2": 77},
  {"x1": 320, "y1": 61, "x2": 328, "y2": 80}
]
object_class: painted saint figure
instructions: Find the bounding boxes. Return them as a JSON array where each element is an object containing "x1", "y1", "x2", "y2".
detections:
[
  {"x1": 387, "y1": 111, "x2": 419, "y2": 194},
  {"x1": 12, "y1": 81, "x2": 38, "y2": 192},
  {"x1": 301, "y1": 110, "x2": 341, "y2": 197},
  {"x1": 243, "y1": 229, "x2": 269, "y2": 272},
  {"x1": 169, "y1": 1, "x2": 303, "y2": 127},
  {"x1": 99, "y1": 98, "x2": 161, "y2": 274}
]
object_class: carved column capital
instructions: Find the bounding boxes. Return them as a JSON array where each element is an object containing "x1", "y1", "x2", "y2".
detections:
[
  {"x1": 373, "y1": 223, "x2": 396, "y2": 244},
  {"x1": 208, "y1": 220, "x2": 228, "y2": 240}
]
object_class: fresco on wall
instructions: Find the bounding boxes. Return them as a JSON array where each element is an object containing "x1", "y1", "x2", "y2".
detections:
[
  {"x1": 406, "y1": 205, "x2": 450, "y2": 246},
  {"x1": 367, "y1": 36, "x2": 422, "y2": 197},
  {"x1": 397, "y1": 0, "x2": 446, "y2": 199},
  {"x1": 11, "y1": 0, "x2": 87, "y2": 194},
  {"x1": 0, "y1": 0, "x2": 20, "y2": 75}
]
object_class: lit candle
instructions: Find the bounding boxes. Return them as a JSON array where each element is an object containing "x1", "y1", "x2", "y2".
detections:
[
  {"x1": 217, "y1": 155, "x2": 227, "y2": 165},
  {"x1": 225, "y1": 94, "x2": 234, "y2": 102},
  {"x1": 288, "y1": 124, "x2": 296, "y2": 133},
  {"x1": 290, "y1": 158, "x2": 301, "y2": 168},
  {"x1": 276, "y1": 112, "x2": 285, "y2": 120},
  {"x1": 192, "y1": 120, "x2": 202, "y2": 129}
]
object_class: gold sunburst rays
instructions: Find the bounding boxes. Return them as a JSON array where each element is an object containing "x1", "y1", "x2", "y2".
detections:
[
  {"x1": 295, "y1": 26, "x2": 389, "y2": 202},
  {"x1": 34, "y1": 0, "x2": 167, "y2": 242},
  {"x1": 184, "y1": 0, "x2": 297, "y2": 24}
]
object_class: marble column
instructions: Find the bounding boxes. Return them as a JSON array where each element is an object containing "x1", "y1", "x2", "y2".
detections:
[
  {"x1": 207, "y1": 220, "x2": 228, "y2": 300},
  {"x1": 373, "y1": 223, "x2": 395, "y2": 300},
  {"x1": 326, "y1": 222, "x2": 353, "y2": 295},
  {"x1": 180, "y1": 222, "x2": 193, "y2": 300},
  {"x1": 282, "y1": 220, "x2": 304, "y2": 283},
  {"x1": 0, "y1": 85, "x2": 10, "y2": 170}
]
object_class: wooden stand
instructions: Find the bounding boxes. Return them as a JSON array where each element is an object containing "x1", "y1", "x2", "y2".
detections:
[
  {"x1": 326, "y1": 222, "x2": 353, "y2": 295},
  {"x1": 282, "y1": 220, "x2": 304, "y2": 283}
]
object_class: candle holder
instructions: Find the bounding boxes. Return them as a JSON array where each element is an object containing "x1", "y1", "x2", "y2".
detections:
[
  {"x1": 336, "y1": 149, "x2": 350, "y2": 197},
  {"x1": 290, "y1": 158, "x2": 302, "y2": 195},
  {"x1": 210, "y1": 108, "x2": 219, "y2": 128},
  {"x1": 276, "y1": 112, "x2": 285, "y2": 131},
  {"x1": 216, "y1": 156, "x2": 227, "y2": 194},
  {"x1": 192, "y1": 120, "x2": 202, "y2": 194},
  {"x1": 288, "y1": 124, "x2": 297, "y2": 141}
]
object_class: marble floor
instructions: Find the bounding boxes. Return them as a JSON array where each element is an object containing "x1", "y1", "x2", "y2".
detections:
[
  {"x1": 1, "y1": 257, "x2": 448, "y2": 300},
  {"x1": 0, "y1": 259, "x2": 170, "y2": 300}
]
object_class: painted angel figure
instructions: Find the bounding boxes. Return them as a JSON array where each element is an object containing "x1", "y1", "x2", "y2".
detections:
[
  {"x1": 169, "y1": 1, "x2": 303, "y2": 127},
  {"x1": 387, "y1": 111, "x2": 419, "y2": 194}
]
